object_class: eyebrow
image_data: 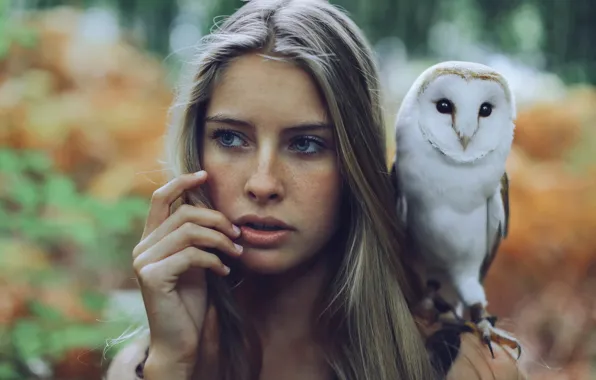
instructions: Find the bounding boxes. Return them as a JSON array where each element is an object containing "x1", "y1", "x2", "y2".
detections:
[{"x1": 204, "y1": 113, "x2": 332, "y2": 133}]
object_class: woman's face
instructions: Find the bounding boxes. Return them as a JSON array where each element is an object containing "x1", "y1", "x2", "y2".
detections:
[{"x1": 202, "y1": 53, "x2": 343, "y2": 274}]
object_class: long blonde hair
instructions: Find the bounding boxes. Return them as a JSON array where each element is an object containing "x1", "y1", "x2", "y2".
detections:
[{"x1": 165, "y1": 0, "x2": 437, "y2": 379}]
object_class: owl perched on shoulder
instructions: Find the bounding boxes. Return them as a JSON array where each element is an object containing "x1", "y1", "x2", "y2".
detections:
[{"x1": 390, "y1": 60, "x2": 520, "y2": 359}]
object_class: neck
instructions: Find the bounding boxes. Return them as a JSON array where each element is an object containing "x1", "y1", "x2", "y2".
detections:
[
  {"x1": 228, "y1": 237, "x2": 344, "y2": 380},
  {"x1": 235, "y1": 254, "x2": 330, "y2": 344}
]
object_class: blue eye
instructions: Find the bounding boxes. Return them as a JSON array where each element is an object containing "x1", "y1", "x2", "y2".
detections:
[
  {"x1": 290, "y1": 137, "x2": 325, "y2": 155},
  {"x1": 210, "y1": 129, "x2": 326, "y2": 155},
  {"x1": 212, "y1": 129, "x2": 245, "y2": 148}
]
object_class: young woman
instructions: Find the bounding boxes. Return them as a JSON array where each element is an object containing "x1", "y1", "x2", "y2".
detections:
[{"x1": 106, "y1": 0, "x2": 524, "y2": 379}]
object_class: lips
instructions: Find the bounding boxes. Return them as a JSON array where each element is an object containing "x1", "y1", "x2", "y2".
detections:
[
  {"x1": 243, "y1": 222, "x2": 284, "y2": 231},
  {"x1": 235, "y1": 215, "x2": 294, "y2": 247},
  {"x1": 235, "y1": 215, "x2": 293, "y2": 230}
]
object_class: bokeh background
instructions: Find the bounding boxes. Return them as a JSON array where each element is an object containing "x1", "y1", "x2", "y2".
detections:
[{"x1": 1, "y1": 0, "x2": 595, "y2": 379}]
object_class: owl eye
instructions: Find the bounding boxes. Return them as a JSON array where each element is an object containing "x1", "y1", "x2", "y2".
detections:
[
  {"x1": 436, "y1": 99, "x2": 453, "y2": 114},
  {"x1": 479, "y1": 102, "x2": 492, "y2": 117}
]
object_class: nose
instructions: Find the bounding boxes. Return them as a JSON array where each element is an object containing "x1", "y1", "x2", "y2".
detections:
[{"x1": 244, "y1": 150, "x2": 285, "y2": 204}]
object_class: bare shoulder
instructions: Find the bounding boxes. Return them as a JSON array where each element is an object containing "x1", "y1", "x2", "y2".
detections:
[
  {"x1": 447, "y1": 333, "x2": 527, "y2": 380},
  {"x1": 104, "y1": 333, "x2": 150, "y2": 380}
]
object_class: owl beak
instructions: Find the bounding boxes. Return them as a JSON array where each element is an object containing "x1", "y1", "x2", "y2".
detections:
[
  {"x1": 451, "y1": 122, "x2": 476, "y2": 150},
  {"x1": 459, "y1": 135, "x2": 471, "y2": 150}
]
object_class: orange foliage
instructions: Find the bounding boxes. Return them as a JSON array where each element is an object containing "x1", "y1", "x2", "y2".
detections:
[
  {"x1": 0, "y1": 7, "x2": 171, "y2": 200},
  {"x1": 0, "y1": 283, "x2": 30, "y2": 325},
  {"x1": 52, "y1": 348, "x2": 104, "y2": 380},
  {"x1": 513, "y1": 102, "x2": 583, "y2": 161}
]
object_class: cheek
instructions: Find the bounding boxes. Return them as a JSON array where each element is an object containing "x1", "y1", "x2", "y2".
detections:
[
  {"x1": 291, "y1": 162, "x2": 342, "y2": 224},
  {"x1": 201, "y1": 147, "x2": 245, "y2": 210}
]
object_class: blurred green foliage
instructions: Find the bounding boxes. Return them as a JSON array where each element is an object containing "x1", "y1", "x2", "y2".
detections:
[
  {"x1": 209, "y1": 0, "x2": 596, "y2": 84},
  {"x1": 130, "y1": 0, "x2": 596, "y2": 85},
  {"x1": 12, "y1": 0, "x2": 596, "y2": 83},
  {"x1": 0, "y1": 0, "x2": 37, "y2": 58},
  {"x1": 0, "y1": 148, "x2": 148, "y2": 379},
  {"x1": 0, "y1": 149, "x2": 148, "y2": 272}
]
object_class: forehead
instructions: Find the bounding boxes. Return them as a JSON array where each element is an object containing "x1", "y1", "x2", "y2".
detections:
[
  {"x1": 418, "y1": 68, "x2": 510, "y2": 102},
  {"x1": 207, "y1": 53, "x2": 328, "y2": 125}
]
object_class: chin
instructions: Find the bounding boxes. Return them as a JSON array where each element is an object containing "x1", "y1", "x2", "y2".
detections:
[
  {"x1": 237, "y1": 245, "x2": 325, "y2": 276},
  {"x1": 236, "y1": 247, "x2": 299, "y2": 275}
]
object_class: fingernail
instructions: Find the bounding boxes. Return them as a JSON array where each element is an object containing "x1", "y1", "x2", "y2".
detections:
[
  {"x1": 232, "y1": 224, "x2": 241, "y2": 235},
  {"x1": 223, "y1": 265, "x2": 231, "y2": 275},
  {"x1": 234, "y1": 244, "x2": 243, "y2": 254},
  {"x1": 194, "y1": 170, "x2": 206, "y2": 178}
]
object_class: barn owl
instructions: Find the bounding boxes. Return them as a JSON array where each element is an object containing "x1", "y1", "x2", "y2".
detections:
[{"x1": 390, "y1": 61, "x2": 520, "y2": 359}]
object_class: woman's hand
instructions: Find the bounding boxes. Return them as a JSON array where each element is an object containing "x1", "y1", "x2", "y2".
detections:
[{"x1": 132, "y1": 171, "x2": 243, "y2": 378}]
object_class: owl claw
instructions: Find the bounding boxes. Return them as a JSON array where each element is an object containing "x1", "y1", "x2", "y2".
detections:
[
  {"x1": 418, "y1": 293, "x2": 522, "y2": 360},
  {"x1": 483, "y1": 335, "x2": 495, "y2": 358},
  {"x1": 465, "y1": 318, "x2": 522, "y2": 360}
]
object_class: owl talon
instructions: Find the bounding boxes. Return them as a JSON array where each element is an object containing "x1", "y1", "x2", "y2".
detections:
[
  {"x1": 483, "y1": 335, "x2": 495, "y2": 359},
  {"x1": 465, "y1": 318, "x2": 522, "y2": 360}
]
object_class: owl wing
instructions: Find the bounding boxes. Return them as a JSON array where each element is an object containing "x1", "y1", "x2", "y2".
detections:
[
  {"x1": 389, "y1": 156, "x2": 407, "y2": 226},
  {"x1": 479, "y1": 172, "x2": 509, "y2": 282}
]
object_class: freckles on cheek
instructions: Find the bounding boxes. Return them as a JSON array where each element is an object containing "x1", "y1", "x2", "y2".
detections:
[
  {"x1": 202, "y1": 148, "x2": 243, "y2": 177},
  {"x1": 294, "y1": 165, "x2": 341, "y2": 218},
  {"x1": 202, "y1": 153, "x2": 244, "y2": 208},
  {"x1": 204, "y1": 173, "x2": 241, "y2": 214}
]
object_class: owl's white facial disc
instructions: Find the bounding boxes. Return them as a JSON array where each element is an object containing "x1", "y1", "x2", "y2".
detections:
[{"x1": 416, "y1": 69, "x2": 515, "y2": 163}]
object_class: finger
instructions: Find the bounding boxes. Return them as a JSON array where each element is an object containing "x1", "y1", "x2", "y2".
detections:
[
  {"x1": 135, "y1": 204, "x2": 241, "y2": 257},
  {"x1": 137, "y1": 247, "x2": 230, "y2": 290},
  {"x1": 133, "y1": 222, "x2": 243, "y2": 271},
  {"x1": 142, "y1": 171, "x2": 208, "y2": 242}
]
